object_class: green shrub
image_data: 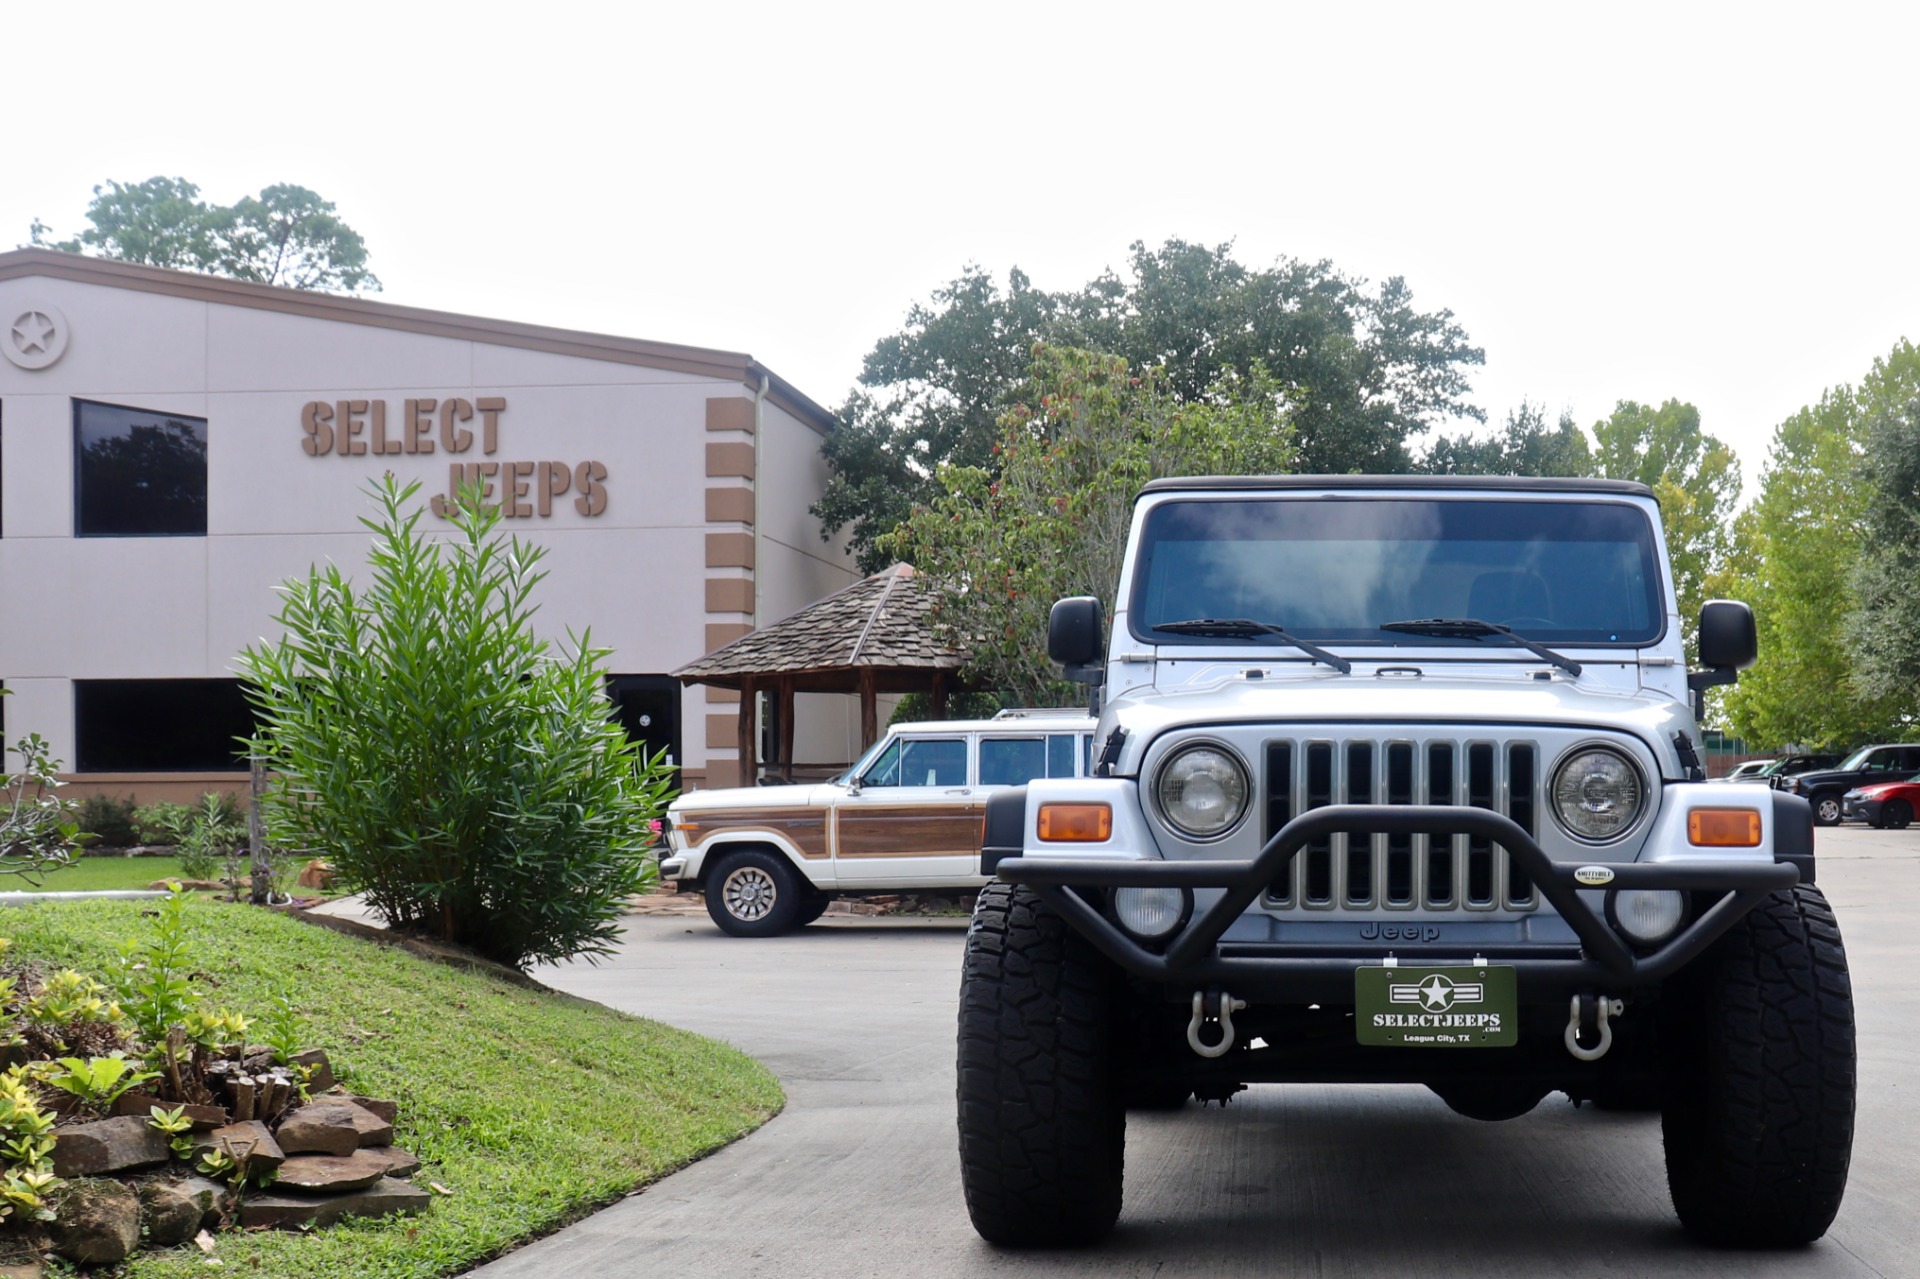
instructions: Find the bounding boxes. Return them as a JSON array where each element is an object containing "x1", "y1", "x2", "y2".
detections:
[
  {"x1": 0, "y1": 729, "x2": 86, "y2": 880},
  {"x1": 238, "y1": 476, "x2": 674, "y2": 970},
  {"x1": 134, "y1": 794, "x2": 241, "y2": 879},
  {"x1": 131, "y1": 801, "x2": 190, "y2": 847},
  {"x1": 75, "y1": 793, "x2": 138, "y2": 848}
]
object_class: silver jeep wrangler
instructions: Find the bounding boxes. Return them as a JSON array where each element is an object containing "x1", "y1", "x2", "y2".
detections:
[{"x1": 957, "y1": 476, "x2": 1853, "y2": 1248}]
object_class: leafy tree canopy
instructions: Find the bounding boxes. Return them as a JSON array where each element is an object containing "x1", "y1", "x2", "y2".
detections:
[
  {"x1": 1587, "y1": 399, "x2": 1741, "y2": 660},
  {"x1": 881, "y1": 344, "x2": 1296, "y2": 706},
  {"x1": 821, "y1": 240, "x2": 1482, "y2": 571},
  {"x1": 1421, "y1": 401, "x2": 1594, "y2": 476},
  {"x1": 32, "y1": 177, "x2": 380, "y2": 293},
  {"x1": 1716, "y1": 377, "x2": 1907, "y2": 750},
  {"x1": 1843, "y1": 340, "x2": 1920, "y2": 714}
]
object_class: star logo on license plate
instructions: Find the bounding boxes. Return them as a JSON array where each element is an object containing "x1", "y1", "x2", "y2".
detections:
[{"x1": 1390, "y1": 973, "x2": 1484, "y2": 1011}]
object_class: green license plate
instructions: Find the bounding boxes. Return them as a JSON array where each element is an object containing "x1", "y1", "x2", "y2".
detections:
[{"x1": 1354, "y1": 964, "x2": 1518, "y2": 1047}]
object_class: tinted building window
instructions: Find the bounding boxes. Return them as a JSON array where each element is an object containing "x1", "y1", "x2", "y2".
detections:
[
  {"x1": 74, "y1": 680, "x2": 255, "y2": 772},
  {"x1": 74, "y1": 400, "x2": 208, "y2": 536}
]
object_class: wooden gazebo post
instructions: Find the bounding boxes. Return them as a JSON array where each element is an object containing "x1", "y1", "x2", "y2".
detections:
[
  {"x1": 858, "y1": 668, "x2": 878, "y2": 751},
  {"x1": 776, "y1": 679, "x2": 796, "y2": 782},
  {"x1": 737, "y1": 674, "x2": 757, "y2": 786}
]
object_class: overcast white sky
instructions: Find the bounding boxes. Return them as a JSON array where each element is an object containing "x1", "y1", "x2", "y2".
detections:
[{"x1": 11, "y1": 2, "x2": 1917, "y2": 495}]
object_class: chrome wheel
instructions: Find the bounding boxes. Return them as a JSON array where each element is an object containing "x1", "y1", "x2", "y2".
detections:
[{"x1": 721, "y1": 865, "x2": 779, "y2": 921}]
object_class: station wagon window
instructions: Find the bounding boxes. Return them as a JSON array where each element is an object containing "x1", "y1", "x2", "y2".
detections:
[
  {"x1": 1048, "y1": 734, "x2": 1079, "y2": 780},
  {"x1": 862, "y1": 736, "x2": 967, "y2": 787},
  {"x1": 981, "y1": 738, "x2": 1047, "y2": 787}
]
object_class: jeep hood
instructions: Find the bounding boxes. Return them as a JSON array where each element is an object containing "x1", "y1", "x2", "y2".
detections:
[{"x1": 1100, "y1": 671, "x2": 1694, "y2": 779}]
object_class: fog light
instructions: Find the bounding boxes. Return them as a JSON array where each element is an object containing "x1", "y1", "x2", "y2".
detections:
[
  {"x1": 1112, "y1": 886, "x2": 1190, "y2": 940},
  {"x1": 1609, "y1": 889, "x2": 1686, "y2": 946}
]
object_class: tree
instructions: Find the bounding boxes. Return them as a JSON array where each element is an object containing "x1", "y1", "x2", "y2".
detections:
[
  {"x1": 237, "y1": 476, "x2": 672, "y2": 970},
  {"x1": 32, "y1": 177, "x2": 380, "y2": 293},
  {"x1": 819, "y1": 240, "x2": 1482, "y2": 571},
  {"x1": 1422, "y1": 401, "x2": 1594, "y2": 476},
  {"x1": 1716, "y1": 382, "x2": 1906, "y2": 750},
  {"x1": 1844, "y1": 341, "x2": 1920, "y2": 713},
  {"x1": 881, "y1": 345, "x2": 1296, "y2": 706},
  {"x1": 1588, "y1": 400, "x2": 1741, "y2": 659}
]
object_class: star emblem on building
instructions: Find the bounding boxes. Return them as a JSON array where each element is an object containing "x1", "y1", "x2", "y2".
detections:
[{"x1": 11, "y1": 310, "x2": 57, "y2": 354}]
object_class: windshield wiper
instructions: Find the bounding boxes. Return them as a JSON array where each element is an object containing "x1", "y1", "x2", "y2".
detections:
[
  {"x1": 1378, "y1": 618, "x2": 1583, "y2": 677},
  {"x1": 1150, "y1": 618, "x2": 1352, "y2": 674}
]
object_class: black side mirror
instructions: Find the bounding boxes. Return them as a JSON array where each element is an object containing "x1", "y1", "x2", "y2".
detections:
[
  {"x1": 1698, "y1": 600, "x2": 1757, "y2": 671},
  {"x1": 1688, "y1": 599, "x2": 1757, "y2": 720},
  {"x1": 1048, "y1": 597, "x2": 1105, "y2": 677}
]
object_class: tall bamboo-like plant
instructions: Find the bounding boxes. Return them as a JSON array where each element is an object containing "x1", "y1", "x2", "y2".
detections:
[{"x1": 237, "y1": 476, "x2": 672, "y2": 969}]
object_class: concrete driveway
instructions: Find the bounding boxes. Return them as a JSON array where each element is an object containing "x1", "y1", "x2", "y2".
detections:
[{"x1": 467, "y1": 826, "x2": 1920, "y2": 1278}]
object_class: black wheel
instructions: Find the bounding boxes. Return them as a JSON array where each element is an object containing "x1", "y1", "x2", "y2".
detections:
[
  {"x1": 957, "y1": 882, "x2": 1124, "y2": 1246},
  {"x1": 795, "y1": 893, "x2": 834, "y2": 926},
  {"x1": 703, "y1": 848, "x2": 805, "y2": 937},
  {"x1": 1661, "y1": 885, "x2": 1855, "y2": 1246},
  {"x1": 1811, "y1": 792, "x2": 1843, "y2": 826},
  {"x1": 1886, "y1": 799, "x2": 1913, "y2": 831}
]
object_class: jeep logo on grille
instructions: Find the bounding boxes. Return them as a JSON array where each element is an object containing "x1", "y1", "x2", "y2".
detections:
[{"x1": 1359, "y1": 923, "x2": 1442, "y2": 942}]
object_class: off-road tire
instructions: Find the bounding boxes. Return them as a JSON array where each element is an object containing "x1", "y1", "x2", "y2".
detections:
[
  {"x1": 1811, "y1": 792, "x2": 1843, "y2": 826},
  {"x1": 795, "y1": 893, "x2": 834, "y2": 927},
  {"x1": 1661, "y1": 884, "x2": 1855, "y2": 1245},
  {"x1": 957, "y1": 882, "x2": 1124, "y2": 1246},
  {"x1": 703, "y1": 848, "x2": 805, "y2": 937}
]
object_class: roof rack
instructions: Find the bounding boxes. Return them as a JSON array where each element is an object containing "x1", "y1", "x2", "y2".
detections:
[{"x1": 991, "y1": 708, "x2": 1092, "y2": 720}]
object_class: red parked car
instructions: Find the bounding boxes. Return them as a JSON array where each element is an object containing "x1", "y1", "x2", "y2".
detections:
[{"x1": 1842, "y1": 774, "x2": 1920, "y2": 829}]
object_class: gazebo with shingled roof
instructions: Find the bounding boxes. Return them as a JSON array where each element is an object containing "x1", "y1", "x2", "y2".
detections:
[{"x1": 672, "y1": 564, "x2": 970, "y2": 785}]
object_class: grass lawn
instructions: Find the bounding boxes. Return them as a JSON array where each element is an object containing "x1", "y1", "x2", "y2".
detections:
[
  {"x1": 0, "y1": 898, "x2": 783, "y2": 1277},
  {"x1": 7, "y1": 855, "x2": 190, "y2": 892}
]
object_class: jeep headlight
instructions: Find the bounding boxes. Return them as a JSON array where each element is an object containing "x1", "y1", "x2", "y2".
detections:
[
  {"x1": 1550, "y1": 748, "x2": 1645, "y2": 842},
  {"x1": 1155, "y1": 744, "x2": 1250, "y2": 839}
]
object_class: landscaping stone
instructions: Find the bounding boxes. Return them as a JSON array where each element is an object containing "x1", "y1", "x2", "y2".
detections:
[
  {"x1": 274, "y1": 1149, "x2": 391, "y2": 1193},
  {"x1": 51, "y1": 1115, "x2": 171, "y2": 1177},
  {"x1": 112, "y1": 1092, "x2": 229, "y2": 1130},
  {"x1": 50, "y1": 1177, "x2": 141, "y2": 1265},
  {"x1": 358, "y1": 1145, "x2": 422, "y2": 1178},
  {"x1": 0, "y1": 1262, "x2": 44, "y2": 1278},
  {"x1": 136, "y1": 1173, "x2": 228, "y2": 1247},
  {"x1": 320, "y1": 1087, "x2": 396, "y2": 1123},
  {"x1": 277, "y1": 1099, "x2": 392, "y2": 1151},
  {"x1": 239, "y1": 1176, "x2": 431, "y2": 1230},
  {"x1": 292, "y1": 1047, "x2": 336, "y2": 1092},
  {"x1": 192, "y1": 1120, "x2": 285, "y2": 1175}
]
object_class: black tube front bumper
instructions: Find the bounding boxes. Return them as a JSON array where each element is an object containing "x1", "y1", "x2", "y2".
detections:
[{"x1": 987, "y1": 800, "x2": 1804, "y2": 1001}]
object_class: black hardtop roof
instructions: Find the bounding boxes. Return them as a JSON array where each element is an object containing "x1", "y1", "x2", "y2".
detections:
[{"x1": 1137, "y1": 474, "x2": 1657, "y2": 500}]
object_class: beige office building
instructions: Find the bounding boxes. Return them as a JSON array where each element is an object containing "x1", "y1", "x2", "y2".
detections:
[{"x1": 0, "y1": 248, "x2": 861, "y2": 801}]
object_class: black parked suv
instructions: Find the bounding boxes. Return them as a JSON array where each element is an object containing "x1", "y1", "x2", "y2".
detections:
[{"x1": 1780, "y1": 743, "x2": 1920, "y2": 824}]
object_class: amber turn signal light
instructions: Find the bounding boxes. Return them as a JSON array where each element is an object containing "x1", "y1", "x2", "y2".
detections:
[
  {"x1": 1687, "y1": 808, "x2": 1761, "y2": 847},
  {"x1": 1038, "y1": 804, "x2": 1112, "y2": 842}
]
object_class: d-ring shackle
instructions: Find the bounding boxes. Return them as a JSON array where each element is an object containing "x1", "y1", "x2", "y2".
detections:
[{"x1": 1188, "y1": 989, "x2": 1247, "y2": 1059}]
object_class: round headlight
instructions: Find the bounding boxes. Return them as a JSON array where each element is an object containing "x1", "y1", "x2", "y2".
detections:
[
  {"x1": 1610, "y1": 888, "x2": 1687, "y2": 945},
  {"x1": 1551, "y1": 748, "x2": 1645, "y2": 842},
  {"x1": 1155, "y1": 744, "x2": 1250, "y2": 839},
  {"x1": 1112, "y1": 886, "x2": 1191, "y2": 940}
]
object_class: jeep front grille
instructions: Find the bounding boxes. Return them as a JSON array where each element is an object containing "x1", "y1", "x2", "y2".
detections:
[{"x1": 1263, "y1": 738, "x2": 1540, "y2": 913}]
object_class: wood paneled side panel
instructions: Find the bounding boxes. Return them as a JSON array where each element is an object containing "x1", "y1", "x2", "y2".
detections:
[
  {"x1": 834, "y1": 807, "x2": 985, "y2": 859},
  {"x1": 685, "y1": 808, "x2": 829, "y2": 859}
]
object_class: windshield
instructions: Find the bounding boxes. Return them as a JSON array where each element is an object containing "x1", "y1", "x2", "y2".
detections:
[
  {"x1": 1131, "y1": 497, "x2": 1665, "y2": 646},
  {"x1": 1837, "y1": 748, "x2": 1874, "y2": 771}
]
